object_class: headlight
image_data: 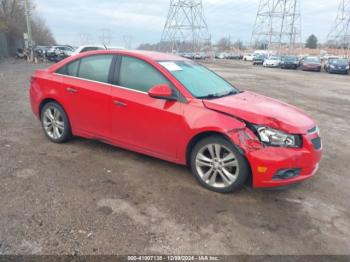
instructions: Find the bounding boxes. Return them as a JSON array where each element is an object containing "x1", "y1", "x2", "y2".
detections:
[
  {"x1": 254, "y1": 126, "x2": 302, "y2": 148},
  {"x1": 346, "y1": 66, "x2": 349, "y2": 69},
  {"x1": 330, "y1": 65, "x2": 335, "y2": 69}
]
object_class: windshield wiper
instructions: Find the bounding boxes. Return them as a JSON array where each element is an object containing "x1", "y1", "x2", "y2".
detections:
[{"x1": 197, "y1": 90, "x2": 239, "y2": 100}]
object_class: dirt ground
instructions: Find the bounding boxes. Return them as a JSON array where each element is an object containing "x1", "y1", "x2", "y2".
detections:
[{"x1": 0, "y1": 59, "x2": 349, "y2": 255}]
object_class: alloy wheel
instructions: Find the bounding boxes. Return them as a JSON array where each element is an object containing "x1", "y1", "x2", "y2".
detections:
[
  {"x1": 43, "y1": 107, "x2": 65, "y2": 140},
  {"x1": 195, "y1": 143, "x2": 239, "y2": 188}
]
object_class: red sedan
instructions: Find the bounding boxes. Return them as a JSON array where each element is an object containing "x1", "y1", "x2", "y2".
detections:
[{"x1": 30, "y1": 50, "x2": 322, "y2": 193}]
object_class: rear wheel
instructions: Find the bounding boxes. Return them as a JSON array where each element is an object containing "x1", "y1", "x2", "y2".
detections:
[
  {"x1": 41, "y1": 102, "x2": 71, "y2": 143},
  {"x1": 190, "y1": 136, "x2": 249, "y2": 193}
]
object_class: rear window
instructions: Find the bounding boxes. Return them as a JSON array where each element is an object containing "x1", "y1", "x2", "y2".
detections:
[
  {"x1": 56, "y1": 55, "x2": 113, "y2": 83},
  {"x1": 56, "y1": 59, "x2": 80, "y2": 76},
  {"x1": 78, "y1": 55, "x2": 113, "y2": 83}
]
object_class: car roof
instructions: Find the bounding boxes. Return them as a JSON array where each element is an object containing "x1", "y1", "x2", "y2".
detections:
[
  {"x1": 83, "y1": 50, "x2": 187, "y2": 61},
  {"x1": 48, "y1": 50, "x2": 189, "y2": 72}
]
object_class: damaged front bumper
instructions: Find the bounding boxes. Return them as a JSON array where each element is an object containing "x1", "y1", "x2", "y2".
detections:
[{"x1": 227, "y1": 127, "x2": 322, "y2": 188}]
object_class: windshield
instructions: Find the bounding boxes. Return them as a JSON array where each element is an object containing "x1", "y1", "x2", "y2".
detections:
[
  {"x1": 284, "y1": 56, "x2": 297, "y2": 61},
  {"x1": 331, "y1": 59, "x2": 348, "y2": 65},
  {"x1": 158, "y1": 60, "x2": 240, "y2": 99},
  {"x1": 305, "y1": 57, "x2": 320, "y2": 63},
  {"x1": 269, "y1": 57, "x2": 279, "y2": 60}
]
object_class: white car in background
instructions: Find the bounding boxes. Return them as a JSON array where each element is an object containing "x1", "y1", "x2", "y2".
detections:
[
  {"x1": 263, "y1": 56, "x2": 281, "y2": 67},
  {"x1": 70, "y1": 45, "x2": 106, "y2": 56},
  {"x1": 243, "y1": 54, "x2": 254, "y2": 61}
]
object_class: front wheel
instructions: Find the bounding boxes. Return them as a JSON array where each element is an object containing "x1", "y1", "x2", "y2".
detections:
[{"x1": 190, "y1": 136, "x2": 250, "y2": 193}]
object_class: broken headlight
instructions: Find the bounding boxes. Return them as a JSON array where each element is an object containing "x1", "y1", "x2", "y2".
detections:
[{"x1": 254, "y1": 126, "x2": 302, "y2": 148}]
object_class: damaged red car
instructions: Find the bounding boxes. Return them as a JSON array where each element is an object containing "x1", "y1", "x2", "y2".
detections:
[{"x1": 30, "y1": 50, "x2": 322, "y2": 193}]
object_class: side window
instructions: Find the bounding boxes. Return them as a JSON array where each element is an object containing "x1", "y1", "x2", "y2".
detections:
[
  {"x1": 119, "y1": 56, "x2": 169, "y2": 92},
  {"x1": 78, "y1": 55, "x2": 113, "y2": 83},
  {"x1": 81, "y1": 47, "x2": 98, "y2": 53},
  {"x1": 56, "y1": 59, "x2": 80, "y2": 76}
]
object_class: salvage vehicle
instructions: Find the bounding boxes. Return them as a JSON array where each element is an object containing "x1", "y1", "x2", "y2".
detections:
[
  {"x1": 30, "y1": 50, "x2": 322, "y2": 193},
  {"x1": 301, "y1": 56, "x2": 322, "y2": 72},
  {"x1": 243, "y1": 54, "x2": 254, "y2": 61},
  {"x1": 280, "y1": 56, "x2": 300, "y2": 69},
  {"x1": 70, "y1": 45, "x2": 105, "y2": 56},
  {"x1": 46, "y1": 46, "x2": 75, "y2": 62},
  {"x1": 253, "y1": 54, "x2": 265, "y2": 65},
  {"x1": 263, "y1": 56, "x2": 281, "y2": 68},
  {"x1": 324, "y1": 58, "x2": 349, "y2": 74}
]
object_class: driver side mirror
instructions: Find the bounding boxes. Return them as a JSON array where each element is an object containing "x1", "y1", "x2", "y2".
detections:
[{"x1": 148, "y1": 84, "x2": 176, "y2": 100}]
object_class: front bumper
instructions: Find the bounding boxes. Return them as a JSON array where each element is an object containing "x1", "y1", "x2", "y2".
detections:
[
  {"x1": 228, "y1": 128, "x2": 322, "y2": 188},
  {"x1": 281, "y1": 63, "x2": 298, "y2": 69},
  {"x1": 329, "y1": 68, "x2": 348, "y2": 74},
  {"x1": 302, "y1": 65, "x2": 321, "y2": 71}
]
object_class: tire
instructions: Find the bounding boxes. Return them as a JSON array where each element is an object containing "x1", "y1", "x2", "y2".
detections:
[
  {"x1": 190, "y1": 136, "x2": 250, "y2": 193},
  {"x1": 40, "y1": 102, "x2": 71, "y2": 143}
]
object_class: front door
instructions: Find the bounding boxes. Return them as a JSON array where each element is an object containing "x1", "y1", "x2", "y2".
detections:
[{"x1": 110, "y1": 55, "x2": 185, "y2": 160}]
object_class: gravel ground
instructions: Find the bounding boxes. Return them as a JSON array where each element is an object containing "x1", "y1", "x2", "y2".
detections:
[{"x1": 0, "y1": 59, "x2": 349, "y2": 255}]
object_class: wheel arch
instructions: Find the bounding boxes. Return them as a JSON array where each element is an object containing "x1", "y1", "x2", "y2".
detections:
[
  {"x1": 39, "y1": 98, "x2": 68, "y2": 121},
  {"x1": 185, "y1": 131, "x2": 252, "y2": 186},
  {"x1": 186, "y1": 131, "x2": 233, "y2": 166}
]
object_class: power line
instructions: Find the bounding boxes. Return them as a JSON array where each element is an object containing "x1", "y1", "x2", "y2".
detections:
[
  {"x1": 327, "y1": 0, "x2": 350, "y2": 54},
  {"x1": 251, "y1": 0, "x2": 301, "y2": 50},
  {"x1": 160, "y1": 0, "x2": 211, "y2": 53}
]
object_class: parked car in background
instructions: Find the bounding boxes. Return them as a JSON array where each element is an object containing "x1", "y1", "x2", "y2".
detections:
[
  {"x1": 301, "y1": 57, "x2": 322, "y2": 72},
  {"x1": 253, "y1": 54, "x2": 265, "y2": 66},
  {"x1": 215, "y1": 52, "x2": 227, "y2": 59},
  {"x1": 30, "y1": 50, "x2": 322, "y2": 193},
  {"x1": 227, "y1": 53, "x2": 241, "y2": 60},
  {"x1": 263, "y1": 56, "x2": 281, "y2": 68},
  {"x1": 34, "y1": 46, "x2": 51, "y2": 58},
  {"x1": 107, "y1": 46, "x2": 126, "y2": 50},
  {"x1": 194, "y1": 52, "x2": 207, "y2": 60},
  {"x1": 280, "y1": 56, "x2": 300, "y2": 69},
  {"x1": 70, "y1": 45, "x2": 105, "y2": 56},
  {"x1": 46, "y1": 46, "x2": 75, "y2": 62},
  {"x1": 323, "y1": 56, "x2": 339, "y2": 71},
  {"x1": 243, "y1": 54, "x2": 254, "y2": 61},
  {"x1": 324, "y1": 58, "x2": 350, "y2": 74},
  {"x1": 183, "y1": 52, "x2": 195, "y2": 59}
]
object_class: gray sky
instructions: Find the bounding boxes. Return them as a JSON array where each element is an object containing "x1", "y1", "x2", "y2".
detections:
[{"x1": 34, "y1": 0, "x2": 340, "y2": 47}]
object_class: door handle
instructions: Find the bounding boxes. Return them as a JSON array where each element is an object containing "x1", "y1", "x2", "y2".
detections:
[
  {"x1": 66, "y1": 87, "x2": 78, "y2": 93},
  {"x1": 113, "y1": 100, "x2": 127, "y2": 107}
]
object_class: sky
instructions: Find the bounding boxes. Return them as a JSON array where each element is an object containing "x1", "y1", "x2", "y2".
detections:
[{"x1": 34, "y1": 0, "x2": 340, "y2": 48}]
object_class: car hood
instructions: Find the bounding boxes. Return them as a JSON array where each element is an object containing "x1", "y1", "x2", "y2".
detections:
[{"x1": 203, "y1": 91, "x2": 315, "y2": 134}]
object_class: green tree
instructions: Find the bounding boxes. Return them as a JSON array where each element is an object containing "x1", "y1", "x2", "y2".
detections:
[{"x1": 306, "y1": 34, "x2": 318, "y2": 49}]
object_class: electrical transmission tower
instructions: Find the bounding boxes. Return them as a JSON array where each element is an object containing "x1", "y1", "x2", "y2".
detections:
[
  {"x1": 251, "y1": 0, "x2": 301, "y2": 51},
  {"x1": 327, "y1": 0, "x2": 350, "y2": 53},
  {"x1": 99, "y1": 29, "x2": 112, "y2": 47},
  {"x1": 160, "y1": 0, "x2": 211, "y2": 53}
]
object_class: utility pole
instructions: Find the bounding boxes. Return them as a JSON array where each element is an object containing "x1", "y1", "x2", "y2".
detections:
[
  {"x1": 24, "y1": 0, "x2": 33, "y2": 61},
  {"x1": 161, "y1": 0, "x2": 211, "y2": 53},
  {"x1": 327, "y1": 0, "x2": 350, "y2": 57},
  {"x1": 251, "y1": 0, "x2": 301, "y2": 52}
]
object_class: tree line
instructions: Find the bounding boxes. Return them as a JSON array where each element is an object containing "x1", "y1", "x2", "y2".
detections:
[{"x1": 0, "y1": 0, "x2": 56, "y2": 54}]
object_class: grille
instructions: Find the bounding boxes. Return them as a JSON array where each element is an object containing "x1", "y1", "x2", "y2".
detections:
[{"x1": 311, "y1": 137, "x2": 322, "y2": 150}]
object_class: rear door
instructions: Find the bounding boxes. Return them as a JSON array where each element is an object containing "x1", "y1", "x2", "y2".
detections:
[
  {"x1": 110, "y1": 55, "x2": 185, "y2": 160},
  {"x1": 58, "y1": 54, "x2": 114, "y2": 138}
]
